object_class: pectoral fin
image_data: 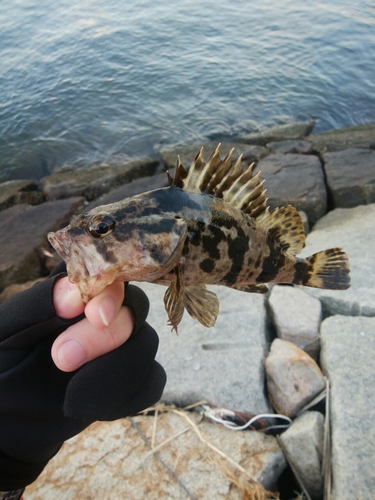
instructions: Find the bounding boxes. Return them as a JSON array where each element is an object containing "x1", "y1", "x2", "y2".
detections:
[
  {"x1": 184, "y1": 285, "x2": 219, "y2": 327},
  {"x1": 164, "y1": 265, "x2": 185, "y2": 333}
]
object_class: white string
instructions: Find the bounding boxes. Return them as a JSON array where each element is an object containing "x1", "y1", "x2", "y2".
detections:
[{"x1": 202, "y1": 406, "x2": 292, "y2": 432}]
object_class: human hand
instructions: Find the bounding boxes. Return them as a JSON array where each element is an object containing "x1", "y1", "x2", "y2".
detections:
[
  {"x1": 51, "y1": 277, "x2": 134, "y2": 372},
  {"x1": 0, "y1": 264, "x2": 166, "y2": 490}
]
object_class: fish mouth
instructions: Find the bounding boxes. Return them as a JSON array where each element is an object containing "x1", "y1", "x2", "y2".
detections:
[{"x1": 48, "y1": 231, "x2": 71, "y2": 260}]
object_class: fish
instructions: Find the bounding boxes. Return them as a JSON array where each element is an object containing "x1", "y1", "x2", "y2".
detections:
[{"x1": 48, "y1": 144, "x2": 350, "y2": 331}]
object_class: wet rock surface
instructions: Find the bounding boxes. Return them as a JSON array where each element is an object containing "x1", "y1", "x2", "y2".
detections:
[
  {"x1": 0, "y1": 179, "x2": 44, "y2": 209},
  {"x1": 1, "y1": 122, "x2": 374, "y2": 498},
  {"x1": 255, "y1": 153, "x2": 327, "y2": 224},
  {"x1": 0, "y1": 198, "x2": 84, "y2": 290},
  {"x1": 309, "y1": 123, "x2": 375, "y2": 152},
  {"x1": 323, "y1": 148, "x2": 375, "y2": 208},
  {"x1": 40, "y1": 157, "x2": 159, "y2": 201},
  {"x1": 241, "y1": 121, "x2": 315, "y2": 145}
]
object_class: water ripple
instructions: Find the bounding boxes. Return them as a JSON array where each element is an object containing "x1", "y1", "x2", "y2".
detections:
[{"x1": 0, "y1": 0, "x2": 374, "y2": 180}]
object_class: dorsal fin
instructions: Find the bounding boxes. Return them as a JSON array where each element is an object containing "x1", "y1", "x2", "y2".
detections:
[
  {"x1": 170, "y1": 144, "x2": 268, "y2": 218},
  {"x1": 256, "y1": 205, "x2": 305, "y2": 256}
]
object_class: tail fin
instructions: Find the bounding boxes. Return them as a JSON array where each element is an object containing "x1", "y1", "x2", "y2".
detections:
[{"x1": 294, "y1": 248, "x2": 350, "y2": 290}]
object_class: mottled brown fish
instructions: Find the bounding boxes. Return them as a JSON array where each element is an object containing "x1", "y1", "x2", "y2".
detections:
[{"x1": 48, "y1": 145, "x2": 350, "y2": 330}]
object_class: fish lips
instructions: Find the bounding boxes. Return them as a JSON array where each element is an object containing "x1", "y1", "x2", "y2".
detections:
[{"x1": 48, "y1": 230, "x2": 71, "y2": 260}]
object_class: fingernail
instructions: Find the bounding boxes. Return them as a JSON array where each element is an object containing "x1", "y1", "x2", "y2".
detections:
[
  {"x1": 58, "y1": 340, "x2": 86, "y2": 370},
  {"x1": 98, "y1": 295, "x2": 116, "y2": 327},
  {"x1": 68, "y1": 281, "x2": 77, "y2": 291}
]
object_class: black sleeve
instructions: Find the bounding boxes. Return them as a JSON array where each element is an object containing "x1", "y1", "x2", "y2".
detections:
[{"x1": 0, "y1": 266, "x2": 166, "y2": 490}]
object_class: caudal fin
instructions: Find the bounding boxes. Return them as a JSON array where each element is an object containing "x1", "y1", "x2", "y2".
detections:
[{"x1": 294, "y1": 248, "x2": 350, "y2": 290}]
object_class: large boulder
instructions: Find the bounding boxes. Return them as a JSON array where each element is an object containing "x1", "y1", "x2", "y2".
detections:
[
  {"x1": 0, "y1": 198, "x2": 84, "y2": 291},
  {"x1": 279, "y1": 411, "x2": 325, "y2": 500},
  {"x1": 320, "y1": 315, "x2": 375, "y2": 500},
  {"x1": 298, "y1": 204, "x2": 375, "y2": 318},
  {"x1": 310, "y1": 124, "x2": 375, "y2": 153},
  {"x1": 255, "y1": 153, "x2": 327, "y2": 224},
  {"x1": 85, "y1": 171, "x2": 170, "y2": 211},
  {"x1": 323, "y1": 148, "x2": 375, "y2": 208},
  {"x1": 138, "y1": 282, "x2": 272, "y2": 415},
  {"x1": 265, "y1": 339, "x2": 325, "y2": 417},
  {"x1": 0, "y1": 180, "x2": 44, "y2": 211},
  {"x1": 40, "y1": 158, "x2": 159, "y2": 201},
  {"x1": 25, "y1": 411, "x2": 286, "y2": 498},
  {"x1": 241, "y1": 121, "x2": 315, "y2": 146},
  {"x1": 268, "y1": 285, "x2": 322, "y2": 359}
]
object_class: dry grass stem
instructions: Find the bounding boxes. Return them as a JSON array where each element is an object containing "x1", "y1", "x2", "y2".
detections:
[{"x1": 135, "y1": 403, "x2": 280, "y2": 500}]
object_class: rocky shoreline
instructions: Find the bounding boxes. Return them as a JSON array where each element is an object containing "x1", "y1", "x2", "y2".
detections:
[{"x1": 1, "y1": 122, "x2": 375, "y2": 499}]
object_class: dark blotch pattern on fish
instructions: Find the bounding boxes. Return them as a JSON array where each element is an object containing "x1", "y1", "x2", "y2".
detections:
[
  {"x1": 222, "y1": 223, "x2": 250, "y2": 285},
  {"x1": 200, "y1": 258, "x2": 215, "y2": 273},
  {"x1": 96, "y1": 244, "x2": 118, "y2": 264},
  {"x1": 201, "y1": 224, "x2": 225, "y2": 260},
  {"x1": 256, "y1": 227, "x2": 285, "y2": 283}
]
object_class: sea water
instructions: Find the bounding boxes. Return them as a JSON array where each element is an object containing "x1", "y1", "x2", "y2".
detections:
[{"x1": 1, "y1": 0, "x2": 374, "y2": 180}]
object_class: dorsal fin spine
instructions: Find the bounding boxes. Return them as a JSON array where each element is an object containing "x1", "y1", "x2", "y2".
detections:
[{"x1": 171, "y1": 144, "x2": 268, "y2": 218}]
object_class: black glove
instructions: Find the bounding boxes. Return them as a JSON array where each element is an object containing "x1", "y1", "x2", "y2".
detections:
[{"x1": 0, "y1": 263, "x2": 166, "y2": 490}]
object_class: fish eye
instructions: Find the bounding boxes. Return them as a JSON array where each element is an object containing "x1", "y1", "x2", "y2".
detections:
[{"x1": 87, "y1": 215, "x2": 115, "y2": 238}]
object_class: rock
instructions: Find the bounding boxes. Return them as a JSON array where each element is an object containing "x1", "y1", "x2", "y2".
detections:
[
  {"x1": 85, "y1": 171, "x2": 170, "y2": 211},
  {"x1": 279, "y1": 411, "x2": 325, "y2": 500},
  {"x1": 137, "y1": 282, "x2": 272, "y2": 415},
  {"x1": 0, "y1": 198, "x2": 84, "y2": 291},
  {"x1": 298, "y1": 204, "x2": 375, "y2": 318},
  {"x1": 255, "y1": 153, "x2": 327, "y2": 224},
  {"x1": 265, "y1": 339, "x2": 325, "y2": 417},
  {"x1": 241, "y1": 121, "x2": 315, "y2": 146},
  {"x1": 268, "y1": 286, "x2": 322, "y2": 359},
  {"x1": 40, "y1": 158, "x2": 159, "y2": 201},
  {"x1": 0, "y1": 179, "x2": 44, "y2": 211},
  {"x1": 299, "y1": 210, "x2": 310, "y2": 235},
  {"x1": 323, "y1": 148, "x2": 375, "y2": 208},
  {"x1": 0, "y1": 277, "x2": 46, "y2": 304},
  {"x1": 159, "y1": 142, "x2": 268, "y2": 171},
  {"x1": 266, "y1": 139, "x2": 312, "y2": 155},
  {"x1": 310, "y1": 123, "x2": 375, "y2": 153},
  {"x1": 320, "y1": 315, "x2": 375, "y2": 500},
  {"x1": 25, "y1": 411, "x2": 286, "y2": 499}
]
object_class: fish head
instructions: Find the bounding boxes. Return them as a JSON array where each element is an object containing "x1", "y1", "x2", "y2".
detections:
[{"x1": 48, "y1": 201, "x2": 187, "y2": 301}]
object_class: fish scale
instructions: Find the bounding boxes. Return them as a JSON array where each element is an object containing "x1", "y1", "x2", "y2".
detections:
[{"x1": 48, "y1": 144, "x2": 350, "y2": 331}]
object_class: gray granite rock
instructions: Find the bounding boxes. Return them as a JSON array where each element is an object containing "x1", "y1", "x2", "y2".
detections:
[
  {"x1": 310, "y1": 123, "x2": 375, "y2": 153},
  {"x1": 279, "y1": 411, "x2": 324, "y2": 500},
  {"x1": 299, "y1": 210, "x2": 310, "y2": 235},
  {"x1": 0, "y1": 198, "x2": 84, "y2": 291},
  {"x1": 137, "y1": 282, "x2": 271, "y2": 415},
  {"x1": 323, "y1": 148, "x2": 375, "y2": 208},
  {"x1": 241, "y1": 121, "x2": 315, "y2": 146},
  {"x1": 85, "y1": 171, "x2": 170, "y2": 211},
  {"x1": 266, "y1": 139, "x2": 312, "y2": 155},
  {"x1": 265, "y1": 339, "x2": 325, "y2": 417},
  {"x1": 255, "y1": 153, "x2": 327, "y2": 224},
  {"x1": 25, "y1": 412, "x2": 286, "y2": 499},
  {"x1": 299, "y1": 204, "x2": 375, "y2": 318},
  {"x1": 159, "y1": 142, "x2": 268, "y2": 170},
  {"x1": 268, "y1": 286, "x2": 322, "y2": 359},
  {"x1": 320, "y1": 315, "x2": 375, "y2": 500},
  {"x1": 0, "y1": 179, "x2": 44, "y2": 210},
  {"x1": 40, "y1": 158, "x2": 159, "y2": 201}
]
